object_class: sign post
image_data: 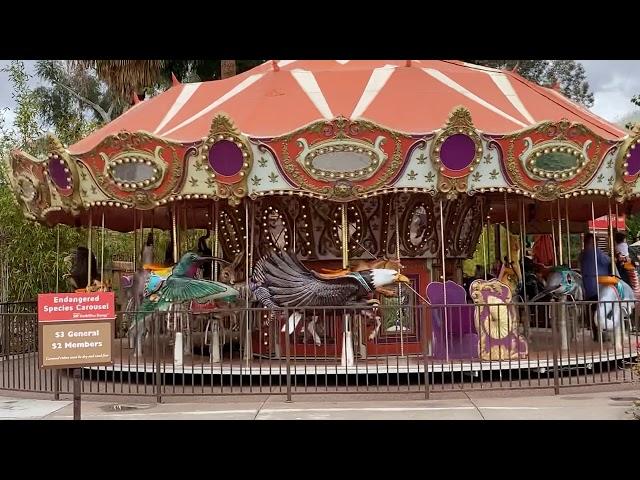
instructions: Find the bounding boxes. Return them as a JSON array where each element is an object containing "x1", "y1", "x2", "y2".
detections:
[{"x1": 37, "y1": 292, "x2": 115, "y2": 420}]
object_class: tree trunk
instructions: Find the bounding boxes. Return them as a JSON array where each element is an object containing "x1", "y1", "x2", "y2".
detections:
[{"x1": 221, "y1": 61, "x2": 237, "y2": 79}]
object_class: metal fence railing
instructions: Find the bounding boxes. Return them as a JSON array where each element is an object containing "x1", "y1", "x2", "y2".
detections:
[{"x1": 0, "y1": 300, "x2": 638, "y2": 399}]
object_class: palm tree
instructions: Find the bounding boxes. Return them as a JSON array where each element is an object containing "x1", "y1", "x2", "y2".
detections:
[
  {"x1": 220, "y1": 60, "x2": 236, "y2": 79},
  {"x1": 72, "y1": 60, "x2": 166, "y2": 99},
  {"x1": 73, "y1": 60, "x2": 249, "y2": 99}
]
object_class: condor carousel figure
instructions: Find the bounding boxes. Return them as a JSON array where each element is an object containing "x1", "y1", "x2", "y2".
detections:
[{"x1": 250, "y1": 250, "x2": 409, "y2": 364}]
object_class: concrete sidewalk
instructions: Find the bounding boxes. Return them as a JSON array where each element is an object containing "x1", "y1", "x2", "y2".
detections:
[{"x1": 0, "y1": 388, "x2": 635, "y2": 420}]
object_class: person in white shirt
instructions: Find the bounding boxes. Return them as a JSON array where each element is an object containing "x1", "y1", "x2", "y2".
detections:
[{"x1": 615, "y1": 231, "x2": 631, "y2": 285}]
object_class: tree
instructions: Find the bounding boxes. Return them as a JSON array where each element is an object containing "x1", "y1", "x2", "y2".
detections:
[
  {"x1": 469, "y1": 60, "x2": 594, "y2": 107},
  {"x1": 73, "y1": 60, "x2": 265, "y2": 101},
  {"x1": 35, "y1": 61, "x2": 126, "y2": 124},
  {"x1": 0, "y1": 61, "x2": 135, "y2": 301}
]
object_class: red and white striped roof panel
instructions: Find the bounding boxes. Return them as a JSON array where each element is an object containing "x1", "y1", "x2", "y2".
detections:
[{"x1": 69, "y1": 60, "x2": 627, "y2": 155}]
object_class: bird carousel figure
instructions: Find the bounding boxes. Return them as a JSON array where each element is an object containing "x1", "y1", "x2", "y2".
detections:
[
  {"x1": 250, "y1": 250, "x2": 409, "y2": 365},
  {"x1": 127, "y1": 252, "x2": 239, "y2": 365}
]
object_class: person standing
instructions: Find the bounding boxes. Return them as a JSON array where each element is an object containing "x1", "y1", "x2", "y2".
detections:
[
  {"x1": 579, "y1": 234, "x2": 612, "y2": 341},
  {"x1": 579, "y1": 233, "x2": 612, "y2": 302},
  {"x1": 614, "y1": 231, "x2": 632, "y2": 285}
]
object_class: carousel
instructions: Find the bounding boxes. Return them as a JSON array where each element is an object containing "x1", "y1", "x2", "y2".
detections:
[{"x1": 6, "y1": 60, "x2": 640, "y2": 380}]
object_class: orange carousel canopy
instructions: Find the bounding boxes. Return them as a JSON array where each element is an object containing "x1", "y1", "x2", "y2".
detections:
[
  {"x1": 70, "y1": 60, "x2": 626, "y2": 154},
  {"x1": 7, "y1": 60, "x2": 640, "y2": 232}
]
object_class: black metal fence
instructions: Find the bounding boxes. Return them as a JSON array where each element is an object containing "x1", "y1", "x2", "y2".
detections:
[{"x1": 0, "y1": 300, "x2": 638, "y2": 399}]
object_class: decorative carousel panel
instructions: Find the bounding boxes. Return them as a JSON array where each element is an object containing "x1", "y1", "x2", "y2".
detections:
[
  {"x1": 255, "y1": 200, "x2": 293, "y2": 258},
  {"x1": 310, "y1": 198, "x2": 383, "y2": 260},
  {"x1": 394, "y1": 137, "x2": 437, "y2": 191},
  {"x1": 443, "y1": 196, "x2": 484, "y2": 258},
  {"x1": 582, "y1": 147, "x2": 619, "y2": 196},
  {"x1": 247, "y1": 141, "x2": 292, "y2": 196},
  {"x1": 249, "y1": 197, "x2": 316, "y2": 259},
  {"x1": 494, "y1": 121, "x2": 618, "y2": 200},
  {"x1": 8, "y1": 149, "x2": 58, "y2": 221},
  {"x1": 217, "y1": 204, "x2": 247, "y2": 265},
  {"x1": 467, "y1": 139, "x2": 508, "y2": 193},
  {"x1": 430, "y1": 107, "x2": 484, "y2": 195},
  {"x1": 78, "y1": 132, "x2": 189, "y2": 209},
  {"x1": 399, "y1": 195, "x2": 438, "y2": 257},
  {"x1": 614, "y1": 133, "x2": 640, "y2": 199},
  {"x1": 184, "y1": 115, "x2": 252, "y2": 206},
  {"x1": 257, "y1": 117, "x2": 415, "y2": 201}
]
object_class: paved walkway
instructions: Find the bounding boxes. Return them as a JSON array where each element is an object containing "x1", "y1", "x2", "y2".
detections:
[{"x1": 0, "y1": 389, "x2": 637, "y2": 420}]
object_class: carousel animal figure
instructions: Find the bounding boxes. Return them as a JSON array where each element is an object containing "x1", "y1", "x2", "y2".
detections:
[
  {"x1": 497, "y1": 233, "x2": 523, "y2": 300},
  {"x1": 532, "y1": 267, "x2": 635, "y2": 349},
  {"x1": 594, "y1": 276, "x2": 635, "y2": 350},
  {"x1": 426, "y1": 280, "x2": 479, "y2": 360},
  {"x1": 469, "y1": 278, "x2": 528, "y2": 360},
  {"x1": 128, "y1": 252, "x2": 239, "y2": 358},
  {"x1": 530, "y1": 267, "x2": 584, "y2": 349},
  {"x1": 318, "y1": 257, "x2": 404, "y2": 298},
  {"x1": 250, "y1": 251, "x2": 409, "y2": 349}
]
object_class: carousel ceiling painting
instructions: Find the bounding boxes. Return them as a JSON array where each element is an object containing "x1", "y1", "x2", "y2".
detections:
[{"x1": 7, "y1": 60, "x2": 640, "y2": 232}]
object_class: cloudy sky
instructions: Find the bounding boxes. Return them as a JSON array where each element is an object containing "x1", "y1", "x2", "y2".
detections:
[{"x1": 1, "y1": 60, "x2": 640, "y2": 127}]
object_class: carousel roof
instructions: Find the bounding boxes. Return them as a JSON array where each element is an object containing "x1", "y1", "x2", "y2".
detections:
[
  {"x1": 70, "y1": 60, "x2": 626, "y2": 154},
  {"x1": 7, "y1": 60, "x2": 640, "y2": 232}
]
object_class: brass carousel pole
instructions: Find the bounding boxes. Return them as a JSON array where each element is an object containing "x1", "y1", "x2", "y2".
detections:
[
  {"x1": 55, "y1": 225, "x2": 60, "y2": 293},
  {"x1": 487, "y1": 214, "x2": 493, "y2": 278},
  {"x1": 133, "y1": 209, "x2": 138, "y2": 271},
  {"x1": 520, "y1": 198, "x2": 530, "y2": 336},
  {"x1": 341, "y1": 204, "x2": 349, "y2": 270},
  {"x1": 591, "y1": 200, "x2": 603, "y2": 350},
  {"x1": 608, "y1": 200, "x2": 615, "y2": 275},
  {"x1": 87, "y1": 210, "x2": 93, "y2": 289},
  {"x1": 565, "y1": 199, "x2": 572, "y2": 268},
  {"x1": 172, "y1": 204, "x2": 178, "y2": 264},
  {"x1": 341, "y1": 202, "x2": 354, "y2": 367},
  {"x1": 557, "y1": 199, "x2": 568, "y2": 351},
  {"x1": 480, "y1": 199, "x2": 488, "y2": 280},
  {"x1": 439, "y1": 198, "x2": 449, "y2": 362},
  {"x1": 504, "y1": 193, "x2": 512, "y2": 264},
  {"x1": 213, "y1": 202, "x2": 220, "y2": 281},
  {"x1": 395, "y1": 195, "x2": 404, "y2": 358},
  {"x1": 244, "y1": 199, "x2": 252, "y2": 365},
  {"x1": 210, "y1": 202, "x2": 215, "y2": 281},
  {"x1": 101, "y1": 210, "x2": 105, "y2": 285},
  {"x1": 550, "y1": 203, "x2": 558, "y2": 266},
  {"x1": 140, "y1": 211, "x2": 144, "y2": 265},
  {"x1": 557, "y1": 200, "x2": 564, "y2": 266}
]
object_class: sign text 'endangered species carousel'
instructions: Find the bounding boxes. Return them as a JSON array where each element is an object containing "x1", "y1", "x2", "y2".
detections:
[{"x1": 38, "y1": 292, "x2": 115, "y2": 369}]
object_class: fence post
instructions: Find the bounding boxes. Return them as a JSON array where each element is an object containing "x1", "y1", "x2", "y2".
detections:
[
  {"x1": 422, "y1": 307, "x2": 430, "y2": 400},
  {"x1": 53, "y1": 369, "x2": 60, "y2": 401},
  {"x1": 154, "y1": 314, "x2": 162, "y2": 404},
  {"x1": 285, "y1": 309, "x2": 292, "y2": 403},
  {"x1": 73, "y1": 368, "x2": 81, "y2": 420},
  {"x1": 550, "y1": 300, "x2": 560, "y2": 395}
]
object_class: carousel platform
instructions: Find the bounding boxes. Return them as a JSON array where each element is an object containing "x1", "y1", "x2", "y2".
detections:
[{"x1": 89, "y1": 333, "x2": 640, "y2": 377}]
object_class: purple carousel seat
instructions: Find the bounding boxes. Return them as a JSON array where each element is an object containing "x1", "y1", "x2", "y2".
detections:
[{"x1": 426, "y1": 280, "x2": 479, "y2": 360}]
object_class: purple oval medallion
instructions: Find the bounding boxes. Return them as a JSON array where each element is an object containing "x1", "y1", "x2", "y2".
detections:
[
  {"x1": 208, "y1": 140, "x2": 244, "y2": 176},
  {"x1": 627, "y1": 147, "x2": 640, "y2": 176},
  {"x1": 48, "y1": 159, "x2": 72, "y2": 191},
  {"x1": 439, "y1": 134, "x2": 476, "y2": 171}
]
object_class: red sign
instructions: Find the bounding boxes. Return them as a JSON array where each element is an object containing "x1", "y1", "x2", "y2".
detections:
[
  {"x1": 38, "y1": 292, "x2": 116, "y2": 323},
  {"x1": 588, "y1": 215, "x2": 626, "y2": 231}
]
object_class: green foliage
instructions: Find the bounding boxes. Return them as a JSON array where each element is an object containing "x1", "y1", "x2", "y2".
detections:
[
  {"x1": 0, "y1": 60, "x2": 114, "y2": 301},
  {"x1": 626, "y1": 214, "x2": 640, "y2": 243},
  {"x1": 468, "y1": 60, "x2": 594, "y2": 107}
]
